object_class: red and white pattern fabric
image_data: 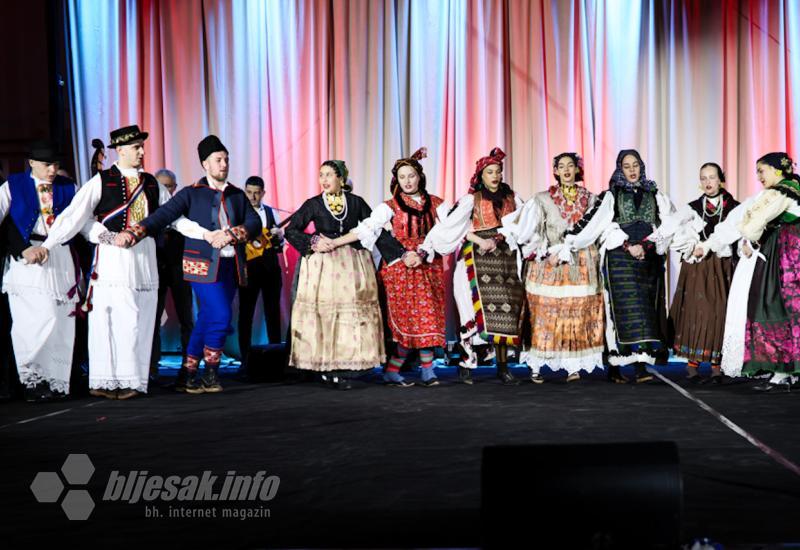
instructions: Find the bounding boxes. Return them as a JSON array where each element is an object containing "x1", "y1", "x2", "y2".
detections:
[{"x1": 380, "y1": 194, "x2": 446, "y2": 349}]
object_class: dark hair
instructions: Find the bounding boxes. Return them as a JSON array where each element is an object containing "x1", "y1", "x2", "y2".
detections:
[
  {"x1": 390, "y1": 161, "x2": 427, "y2": 196},
  {"x1": 700, "y1": 162, "x2": 725, "y2": 183},
  {"x1": 245, "y1": 175, "x2": 265, "y2": 189},
  {"x1": 321, "y1": 160, "x2": 351, "y2": 192},
  {"x1": 552, "y1": 153, "x2": 584, "y2": 183},
  {"x1": 90, "y1": 138, "x2": 105, "y2": 177}
]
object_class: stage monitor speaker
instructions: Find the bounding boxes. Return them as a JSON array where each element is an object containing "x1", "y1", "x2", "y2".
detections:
[
  {"x1": 482, "y1": 441, "x2": 682, "y2": 549},
  {"x1": 246, "y1": 343, "x2": 288, "y2": 382}
]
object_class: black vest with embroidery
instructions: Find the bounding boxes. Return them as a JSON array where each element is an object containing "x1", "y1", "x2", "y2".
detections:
[{"x1": 94, "y1": 165, "x2": 160, "y2": 232}]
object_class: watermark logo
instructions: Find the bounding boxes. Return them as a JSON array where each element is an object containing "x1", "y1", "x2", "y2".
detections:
[
  {"x1": 30, "y1": 453, "x2": 96, "y2": 520},
  {"x1": 31, "y1": 454, "x2": 280, "y2": 521}
]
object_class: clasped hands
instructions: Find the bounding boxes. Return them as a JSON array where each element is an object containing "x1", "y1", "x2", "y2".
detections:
[
  {"x1": 204, "y1": 229, "x2": 235, "y2": 249},
  {"x1": 627, "y1": 243, "x2": 646, "y2": 261},
  {"x1": 21, "y1": 246, "x2": 49, "y2": 265}
]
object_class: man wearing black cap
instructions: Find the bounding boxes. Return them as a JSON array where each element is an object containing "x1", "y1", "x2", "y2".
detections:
[
  {"x1": 41, "y1": 125, "x2": 206, "y2": 400},
  {"x1": 122, "y1": 134, "x2": 261, "y2": 394},
  {"x1": 0, "y1": 141, "x2": 80, "y2": 401}
]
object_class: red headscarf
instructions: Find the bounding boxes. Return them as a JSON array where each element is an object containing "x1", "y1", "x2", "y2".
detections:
[{"x1": 470, "y1": 147, "x2": 506, "y2": 192}]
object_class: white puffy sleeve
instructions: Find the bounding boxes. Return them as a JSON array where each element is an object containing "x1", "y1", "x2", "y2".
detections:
[
  {"x1": 737, "y1": 189, "x2": 796, "y2": 243},
  {"x1": 419, "y1": 194, "x2": 474, "y2": 258},
  {"x1": 43, "y1": 175, "x2": 103, "y2": 250},
  {"x1": 648, "y1": 191, "x2": 678, "y2": 255},
  {"x1": 556, "y1": 191, "x2": 625, "y2": 262},
  {"x1": 0, "y1": 182, "x2": 10, "y2": 224},
  {"x1": 500, "y1": 197, "x2": 546, "y2": 259},
  {"x1": 156, "y1": 181, "x2": 207, "y2": 239},
  {"x1": 352, "y1": 202, "x2": 394, "y2": 250}
]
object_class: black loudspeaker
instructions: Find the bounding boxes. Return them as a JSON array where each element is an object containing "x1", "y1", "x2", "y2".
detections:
[
  {"x1": 246, "y1": 343, "x2": 289, "y2": 382},
  {"x1": 482, "y1": 441, "x2": 682, "y2": 549}
]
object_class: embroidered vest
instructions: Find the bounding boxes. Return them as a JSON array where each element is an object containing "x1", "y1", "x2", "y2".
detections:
[
  {"x1": 471, "y1": 191, "x2": 516, "y2": 231},
  {"x1": 94, "y1": 165, "x2": 160, "y2": 232}
]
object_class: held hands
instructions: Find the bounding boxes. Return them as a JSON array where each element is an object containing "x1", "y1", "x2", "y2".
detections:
[
  {"x1": 402, "y1": 251, "x2": 423, "y2": 268},
  {"x1": 22, "y1": 246, "x2": 49, "y2": 265},
  {"x1": 477, "y1": 237, "x2": 497, "y2": 253},
  {"x1": 627, "y1": 243, "x2": 645, "y2": 261},
  {"x1": 204, "y1": 230, "x2": 234, "y2": 249},
  {"x1": 692, "y1": 244, "x2": 705, "y2": 258},
  {"x1": 742, "y1": 240, "x2": 753, "y2": 258},
  {"x1": 546, "y1": 253, "x2": 560, "y2": 267},
  {"x1": 114, "y1": 231, "x2": 136, "y2": 249},
  {"x1": 311, "y1": 235, "x2": 336, "y2": 253}
]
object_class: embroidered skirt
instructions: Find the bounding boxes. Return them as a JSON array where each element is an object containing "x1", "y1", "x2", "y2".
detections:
[
  {"x1": 670, "y1": 255, "x2": 734, "y2": 364},
  {"x1": 459, "y1": 228, "x2": 525, "y2": 346},
  {"x1": 380, "y1": 255, "x2": 446, "y2": 350},
  {"x1": 524, "y1": 245, "x2": 604, "y2": 373},
  {"x1": 289, "y1": 246, "x2": 385, "y2": 371},
  {"x1": 743, "y1": 222, "x2": 800, "y2": 375}
]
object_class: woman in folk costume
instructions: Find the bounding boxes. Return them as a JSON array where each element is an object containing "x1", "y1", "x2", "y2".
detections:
[
  {"x1": 667, "y1": 163, "x2": 739, "y2": 383},
  {"x1": 421, "y1": 147, "x2": 525, "y2": 385},
  {"x1": 701, "y1": 153, "x2": 800, "y2": 391},
  {"x1": 501, "y1": 153, "x2": 604, "y2": 383},
  {"x1": 285, "y1": 160, "x2": 403, "y2": 390},
  {"x1": 353, "y1": 148, "x2": 451, "y2": 387},
  {"x1": 556, "y1": 149, "x2": 676, "y2": 383}
]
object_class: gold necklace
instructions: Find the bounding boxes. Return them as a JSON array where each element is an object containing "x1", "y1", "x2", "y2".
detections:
[
  {"x1": 324, "y1": 191, "x2": 345, "y2": 215},
  {"x1": 561, "y1": 183, "x2": 578, "y2": 204}
]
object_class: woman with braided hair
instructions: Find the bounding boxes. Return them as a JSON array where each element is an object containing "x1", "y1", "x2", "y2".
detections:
[
  {"x1": 421, "y1": 147, "x2": 525, "y2": 386},
  {"x1": 353, "y1": 148, "x2": 451, "y2": 387}
]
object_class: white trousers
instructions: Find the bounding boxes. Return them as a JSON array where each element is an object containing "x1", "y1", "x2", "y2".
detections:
[
  {"x1": 88, "y1": 286, "x2": 157, "y2": 393},
  {"x1": 8, "y1": 293, "x2": 75, "y2": 394}
]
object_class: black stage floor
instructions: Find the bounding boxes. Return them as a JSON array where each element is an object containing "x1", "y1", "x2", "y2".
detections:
[{"x1": 1, "y1": 364, "x2": 799, "y2": 549}]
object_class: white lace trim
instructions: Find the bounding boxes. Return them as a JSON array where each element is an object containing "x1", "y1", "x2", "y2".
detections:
[
  {"x1": 90, "y1": 378, "x2": 148, "y2": 393},
  {"x1": 720, "y1": 252, "x2": 758, "y2": 377},
  {"x1": 607, "y1": 352, "x2": 656, "y2": 366},
  {"x1": 19, "y1": 370, "x2": 70, "y2": 394},
  {"x1": 2, "y1": 285, "x2": 80, "y2": 303},
  {"x1": 521, "y1": 351, "x2": 604, "y2": 374}
]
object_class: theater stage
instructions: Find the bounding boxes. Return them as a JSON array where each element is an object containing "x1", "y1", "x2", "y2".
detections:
[{"x1": 1, "y1": 363, "x2": 798, "y2": 548}]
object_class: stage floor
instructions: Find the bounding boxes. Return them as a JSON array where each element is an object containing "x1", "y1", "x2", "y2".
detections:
[{"x1": 1, "y1": 363, "x2": 799, "y2": 548}]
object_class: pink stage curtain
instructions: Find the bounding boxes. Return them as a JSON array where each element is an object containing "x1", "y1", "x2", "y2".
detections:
[{"x1": 65, "y1": 0, "x2": 800, "y2": 349}]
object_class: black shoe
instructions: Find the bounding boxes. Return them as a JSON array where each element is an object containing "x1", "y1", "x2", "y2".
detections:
[
  {"x1": 635, "y1": 365, "x2": 654, "y2": 384},
  {"x1": 458, "y1": 366, "x2": 474, "y2": 385},
  {"x1": 26, "y1": 382, "x2": 54, "y2": 403},
  {"x1": 607, "y1": 366, "x2": 628, "y2": 384},
  {"x1": 497, "y1": 363, "x2": 520, "y2": 386},
  {"x1": 175, "y1": 368, "x2": 204, "y2": 394},
  {"x1": 201, "y1": 365, "x2": 223, "y2": 393},
  {"x1": 686, "y1": 374, "x2": 703, "y2": 384},
  {"x1": 752, "y1": 382, "x2": 776, "y2": 392},
  {"x1": 335, "y1": 376, "x2": 353, "y2": 390}
]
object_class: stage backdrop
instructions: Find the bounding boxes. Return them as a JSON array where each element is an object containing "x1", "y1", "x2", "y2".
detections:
[{"x1": 64, "y1": 0, "x2": 800, "y2": 353}]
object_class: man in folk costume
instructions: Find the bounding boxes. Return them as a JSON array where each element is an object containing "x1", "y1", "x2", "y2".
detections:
[
  {"x1": 121, "y1": 135, "x2": 262, "y2": 394},
  {"x1": 41, "y1": 125, "x2": 204, "y2": 400},
  {"x1": 0, "y1": 141, "x2": 81, "y2": 402}
]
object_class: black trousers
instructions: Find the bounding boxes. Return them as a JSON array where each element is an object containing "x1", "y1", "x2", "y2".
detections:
[
  {"x1": 151, "y1": 264, "x2": 195, "y2": 373},
  {"x1": 238, "y1": 255, "x2": 283, "y2": 365}
]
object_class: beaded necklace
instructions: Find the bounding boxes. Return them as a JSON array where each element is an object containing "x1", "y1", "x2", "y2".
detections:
[{"x1": 323, "y1": 191, "x2": 348, "y2": 233}]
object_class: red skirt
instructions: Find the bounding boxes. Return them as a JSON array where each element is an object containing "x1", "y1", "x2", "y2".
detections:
[{"x1": 380, "y1": 257, "x2": 446, "y2": 349}]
